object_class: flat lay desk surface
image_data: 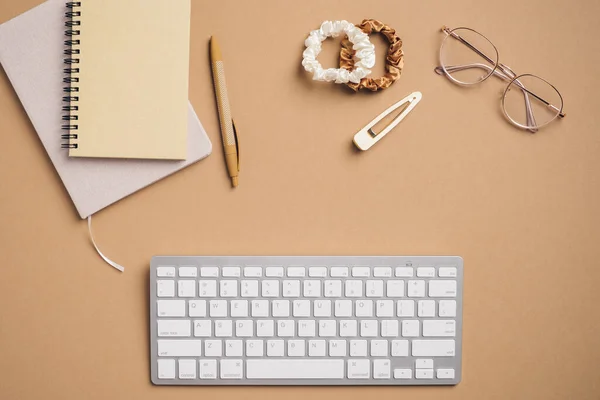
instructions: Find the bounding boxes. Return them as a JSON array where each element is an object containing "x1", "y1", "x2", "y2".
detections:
[{"x1": 1, "y1": 0, "x2": 599, "y2": 399}]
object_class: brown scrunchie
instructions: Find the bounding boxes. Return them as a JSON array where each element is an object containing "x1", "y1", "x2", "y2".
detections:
[{"x1": 340, "y1": 19, "x2": 404, "y2": 92}]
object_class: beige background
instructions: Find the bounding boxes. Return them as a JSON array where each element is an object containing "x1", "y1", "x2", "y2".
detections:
[{"x1": 1, "y1": 0, "x2": 599, "y2": 399}]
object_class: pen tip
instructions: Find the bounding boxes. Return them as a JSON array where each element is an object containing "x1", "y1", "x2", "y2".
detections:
[{"x1": 232, "y1": 177, "x2": 239, "y2": 188}]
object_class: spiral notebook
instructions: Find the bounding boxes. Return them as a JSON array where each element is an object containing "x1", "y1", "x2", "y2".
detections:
[
  {"x1": 0, "y1": 0, "x2": 212, "y2": 218},
  {"x1": 62, "y1": 0, "x2": 191, "y2": 160}
]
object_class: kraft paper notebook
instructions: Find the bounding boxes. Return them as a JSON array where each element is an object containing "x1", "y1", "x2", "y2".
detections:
[
  {"x1": 0, "y1": 0, "x2": 212, "y2": 219},
  {"x1": 63, "y1": 0, "x2": 191, "y2": 160}
]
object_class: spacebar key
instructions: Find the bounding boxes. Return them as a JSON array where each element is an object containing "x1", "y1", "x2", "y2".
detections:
[{"x1": 247, "y1": 360, "x2": 344, "y2": 379}]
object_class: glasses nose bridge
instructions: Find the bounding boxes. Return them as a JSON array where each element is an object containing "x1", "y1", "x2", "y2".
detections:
[{"x1": 498, "y1": 63, "x2": 517, "y2": 78}]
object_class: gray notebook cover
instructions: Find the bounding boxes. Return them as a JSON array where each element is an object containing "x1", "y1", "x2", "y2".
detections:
[{"x1": 0, "y1": 0, "x2": 212, "y2": 219}]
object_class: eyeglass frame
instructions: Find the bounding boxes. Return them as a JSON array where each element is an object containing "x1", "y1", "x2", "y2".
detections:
[{"x1": 434, "y1": 26, "x2": 566, "y2": 133}]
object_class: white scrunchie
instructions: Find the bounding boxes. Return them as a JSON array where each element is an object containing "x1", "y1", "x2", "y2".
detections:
[{"x1": 302, "y1": 20, "x2": 375, "y2": 84}]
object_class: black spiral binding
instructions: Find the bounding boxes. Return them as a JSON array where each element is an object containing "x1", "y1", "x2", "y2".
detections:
[{"x1": 62, "y1": 2, "x2": 81, "y2": 149}]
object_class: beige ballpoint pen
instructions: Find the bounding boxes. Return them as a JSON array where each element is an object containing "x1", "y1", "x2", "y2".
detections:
[{"x1": 210, "y1": 36, "x2": 240, "y2": 187}]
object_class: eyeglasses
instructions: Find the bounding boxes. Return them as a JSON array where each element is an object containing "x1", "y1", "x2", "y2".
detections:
[{"x1": 434, "y1": 26, "x2": 566, "y2": 133}]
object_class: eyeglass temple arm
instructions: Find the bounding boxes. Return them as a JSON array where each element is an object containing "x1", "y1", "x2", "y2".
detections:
[
  {"x1": 440, "y1": 27, "x2": 566, "y2": 118},
  {"x1": 435, "y1": 64, "x2": 538, "y2": 132}
]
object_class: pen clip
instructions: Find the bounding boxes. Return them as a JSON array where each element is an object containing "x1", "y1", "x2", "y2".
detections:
[
  {"x1": 232, "y1": 119, "x2": 240, "y2": 171},
  {"x1": 353, "y1": 91, "x2": 423, "y2": 151}
]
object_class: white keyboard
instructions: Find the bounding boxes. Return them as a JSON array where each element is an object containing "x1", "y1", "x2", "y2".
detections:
[{"x1": 150, "y1": 256, "x2": 463, "y2": 385}]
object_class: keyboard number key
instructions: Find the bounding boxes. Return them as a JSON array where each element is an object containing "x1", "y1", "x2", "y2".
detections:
[
  {"x1": 199, "y1": 280, "x2": 217, "y2": 297},
  {"x1": 220, "y1": 280, "x2": 238, "y2": 297},
  {"x1": 345, "y1": 280, "x2": 363, "y2": 297},
  {"x1": 241, "y1": 280, "x2": 259, "y2": 297},
  {"x1": 178, "y1": 280, "x2": 196, "y2": 297},
  {"x1": 407, "y1": 280, "x2": 426, "y2": 297}
]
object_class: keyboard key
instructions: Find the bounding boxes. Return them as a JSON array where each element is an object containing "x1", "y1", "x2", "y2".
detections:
[
  {"x1": 395, "y1": 267, "x2": 413, "y2": 277},
  {"x1": 416, "y1": 369, "x2": 434, "y2": 379},
  {"x1": 157, "y1": 320, "x2": 191, "y2": 337},
  {"x1": 246, "y1": 360, "x2": 344, "y2": 379},
  {"x1": 157, "y1": 280, "x2": 175, "y2": 297},
  {"x1": 267, "y1": 340, "x2": 284, "y2": 356},
  {"x1": 157, "y1": 359, "x2": 175, "y2": 379},
  {"x1": 373, "y1": 267, "x2": 392, "y2": 277},
  {"x1": 220, "y1": 359, "x2": 243, "y2": 379},
  {"x1": 261, "y1": 280, "x2": 279, "y2": 297},
  {"x1": 429, "y1": 280, "x2": 457, "y2": 297},
  {"x1": 386, "y1": 280, "x2": 405, "y2": 297},
  {"x1": 335, "y1": 300, "x2": 353, "y2": 317},
  {"x1": 265, "y1": 267, "x2": 284, "y2": 277},
  {"x1": 324, "y1": 280, "x2": 342, "y2": 297},
  {"x1": 412, "y1": 340, "x2": 455, "y2": 357},
  {"x1": 226, "y1": 340, "x2": 243, "y2": 356},
  {"x1": 360, "y1": 320, "x2": 378, "y2": 337},
  {"x1": 407, "y1": 280, "x2": 426, "y2": 297},
  {"x1": 308, "y1": 340, "x2": 326, "y2": 356},
  {"x1": 157, "y1": 266, "x2": 176, "y2": 277},
  {"x1": 287, "y1": 267, "x2": 305, "y2": 277},
  {"x1": 241, "y1": 280, "x2": 259, "y2": 297},
  {"x1": 278, "y1": 320, "x2": 295, "y2": 337},
  {"x1": 200, "y1": 267, "x2": 219, "y2": 277},
  {"x1": 381, "y1": 320, "x2": 399, "y2": 337},
  {"x1": 373, "y1": 359, "x2": 391, "y2": 379},
  {"x1": 293, "y1": 300, "x2": 310, "y2": 317},
  {"x1": 288, "y1": 340, "x2": 305, "y2": 356},
  {"x1": 318, "y1": 320, "x2": 336, "y2": 337},
  {"x1": 222, "y1": 266, "x2": 241, "y2": 277},
  {"x1": 345, "y1": 280, "x2": 363, "y2": 297},
  {"x1": 397, "y1": 300, "x2": 415, "y2": 317},
  {"x1": 298, "y1": 320, "x2": 316, "y2": 337},
  {"x1": 439, "y1": 300, "x2": 457, "y2": 317},
  {"x1": 437, "y1": 368, "x2": 455, "y2": 379},
  {"x1": 235, "y1": 320, "x2": 253, "y2": 337},
  {"x1": 350, "y1": 340, "x2": 367, "y2": 356},
  {"x1": 415, "y1": 359, "x2": 433, "y2": 369},
  {"x1": 314, "y1": 300, "x2": 331, "y2": 317},
  {"x1": 244, "y1": 267, "x2": 262, "y2": 277},
  {"x1": 303, "y1": 280, "x2": 321, "y2": 297},
  {"x1": 366, "y1": 280, "x2": 384, "y2": 297},
  {"x1": 272, "y1": 300, "x2": 290, "y2": 317},
  {"x1": 198, "y1": 280, "x2": 217, "y2": 297},
  {"x1": 246, "y1": 340, "x2": 264, "y2": 356},
  {"x1": 423, "y1": 320, "x2": 456, "y2": 337},
  {"x1": 391, "y1": 340, "x2": 409, "y2": 356},
  {"x1": 189, "y1": 300, "x2": 207, "y2": 317},
  {"x1": 438, "y1": 267, "x2": 457, "y2": 277},
  {"x1": 178, "y1": 359, "x2": 196, "y2": 379},
  {"x1": 252, "y1": 300, "x2": 269, "y2": 317},
  {"x1": 179, "y1": 266, "x2": 198, "y2": 277},
  {"x1": 376, "y1": 300, "x2": 394, "y2": 317},
  {"x1": 418, "y1": 300, "x2": 436, "y2": 317},
  {"x1": 330, "y1": 267, "x2": 349, "y2": 277},
  {"x1": 393, "y1": 368, "x2": 412, "y2": 379},
  {"x1": 209, "y1": 300, "x2": 227, "y2": 317},
  {"x1": 283, "y1": 280, "x2": 301, "y2": 297},
  {"x1": 199, "y1": 359, "x2": 217, "y2": 379},
  {"x1": 158, "y1": 340, "x2": 202, "y2": 357},
  {"x1": 256, "y1": 320, "x2": 274, "y2": 336},
  {"x1": 348, "y1": 359, "x2": 370, "y2": 379},
  {"x1": 355, "y1": 300, "x2": 373, "y2": 317},
  {"x1": 329, "y1": 340, "x2": 346, "y2": 356},
  {"x1": 352, "y1": 267, "x2": 370, "y2": 277},
  {"x1": 193, "y1": 320, "x2": 211, "y2": 337},
  {"x1": 157, "y1": 300, "x2": 185, "y2": 317},
  {"x1": 339, "y1": 320, "x2": 357, "y2": 337},
  {"x1": 178, "y1": 280, "x2": 196, "y2": 297},
  {"x1": 204, "y1": 340, "x2": 222, "y2": 357},
  {"x1": 370, "y1": 340, "x2": 388, "y2": 356},
  {"x1": 417, "y1": 267, "x2": 435, "y2": 278},
  {"x1": 309, "y1": 267, "x2": 327, "y2": 277},
  {"x1": 230, "y1": 300, "x2": 248, "y2": 317},
  {"x1": 402, "y1": 320, "x2": 420, "y2": 337}
]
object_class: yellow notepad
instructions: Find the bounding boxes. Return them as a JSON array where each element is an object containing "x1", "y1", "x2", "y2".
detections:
[{"x1": 65, "y1": 0, "x2": 190, "y2": 160}]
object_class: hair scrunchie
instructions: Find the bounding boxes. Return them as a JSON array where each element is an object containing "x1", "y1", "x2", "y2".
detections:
[{"x1": 340, "y1": 19, "x2": 404, "y2": 92}]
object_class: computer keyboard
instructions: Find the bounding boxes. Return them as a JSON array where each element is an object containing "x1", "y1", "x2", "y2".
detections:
[{"x1": 150, "y1": 256, "x2": 463, "y2": 385}]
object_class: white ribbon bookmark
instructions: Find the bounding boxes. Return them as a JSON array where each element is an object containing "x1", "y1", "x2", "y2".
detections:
[{"x1": 87, "y1": 216, "x2": 125, "y2": 272}]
